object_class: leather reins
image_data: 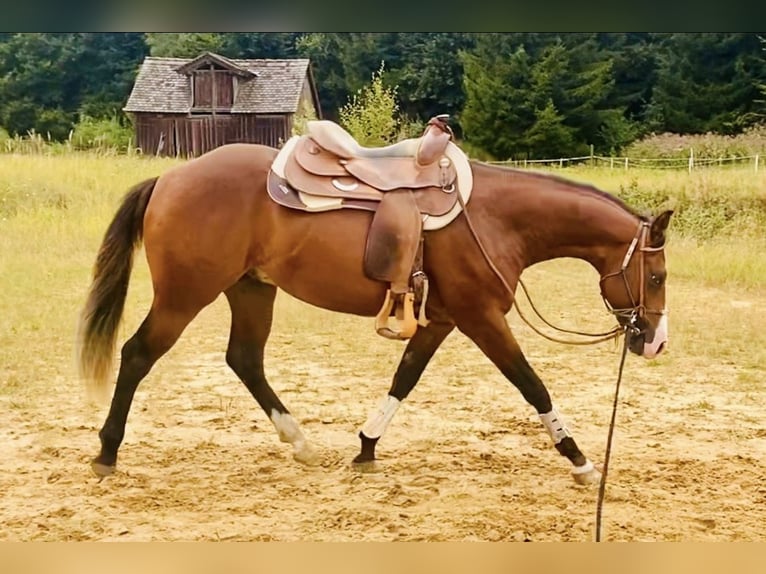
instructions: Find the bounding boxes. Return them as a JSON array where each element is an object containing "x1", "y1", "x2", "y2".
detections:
[
  {"x1": 456, "y1": 191, "x2": 663, "y2": 344},
  {"x1": 455, "y1": 193, "x2": 668, "y2": 542}
]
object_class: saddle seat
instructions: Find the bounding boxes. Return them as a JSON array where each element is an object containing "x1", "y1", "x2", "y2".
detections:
[
  {"x1": 307, "y1": 120, "x2": 420, "y2": 159},
  {"x1": 268, "y1": 115, "x2": 472, "y2": 342},
  {"x1": 308, "y1": 114, "x2": 454, "y2": 166},
  {"x1": 295, "y1": 114, "x2": 457, "y2": 195}
]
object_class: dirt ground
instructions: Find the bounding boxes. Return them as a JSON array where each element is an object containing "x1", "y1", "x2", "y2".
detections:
[{"x1": 1, "y1": 262, "x2": 764, "y2": 542}]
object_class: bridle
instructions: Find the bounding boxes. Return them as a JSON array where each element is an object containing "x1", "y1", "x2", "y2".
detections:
[{"x1": 599, "y1": 220, "x2": 667, "y2": 336}]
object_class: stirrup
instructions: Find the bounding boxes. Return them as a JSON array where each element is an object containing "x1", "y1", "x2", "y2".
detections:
[{"x1": 375, "y1": 290, "x2": 418, "y2": 340}]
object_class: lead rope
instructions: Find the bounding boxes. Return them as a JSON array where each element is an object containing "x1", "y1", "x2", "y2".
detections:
[
  {"x1": 595, "y1": 329, "x2": 631, "y2": 541},
  {"x1": 455, "y1": 192, "x2": 630, "y2": 542}
]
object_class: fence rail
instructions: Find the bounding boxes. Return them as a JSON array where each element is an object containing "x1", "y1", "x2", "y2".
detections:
[{"x1": 488, "y1": 150, "x2": 762, "y2": 173}]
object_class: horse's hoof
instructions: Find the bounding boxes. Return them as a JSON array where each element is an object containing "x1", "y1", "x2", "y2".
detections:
[
  {"x1": 351, "y1": 460, "x2": 382, "y2": 474},
  {"x1": 91, "y1": 461, "x2": 116, "y2": 478},
  {"x1": 293, "y1": 445, "x2": 321, "y2": 466},
  {"x1": 572, "y1": 466, "x2": 601, "y2": 486}
]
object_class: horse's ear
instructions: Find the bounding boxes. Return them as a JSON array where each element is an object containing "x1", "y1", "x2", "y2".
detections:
[{"x1": 649, "y1": 209, "x2": 673, "y2": 247}]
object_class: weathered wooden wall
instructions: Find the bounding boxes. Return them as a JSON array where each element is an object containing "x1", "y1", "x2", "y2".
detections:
[
  {"x1": 132, "y1": 113, "x2": 291, "y2": 157},
  {"x1": 192, "y1": 71, "x2": 235, "y2": 109}
]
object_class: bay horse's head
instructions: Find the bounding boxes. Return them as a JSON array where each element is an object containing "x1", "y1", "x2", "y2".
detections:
[{"x1": 599, "y1": 210, "x2": 673, "y2": 358}]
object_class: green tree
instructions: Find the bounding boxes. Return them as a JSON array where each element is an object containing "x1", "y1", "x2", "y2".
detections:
[
  {"x1": 145, "y1": 33, "x2": 225, "y2": 57},
  {"x1": 0, "y1": 33, "x2": 147, "y2": 138},
  {"x1": 556, "y1": 34, "x2": 617, "y2": 152},
  {"x1": 220, "y1": 33, "x2": 300, "y2": 58},
  {"x1": 0, "y1": 34, "x2": 82, "y2": 138},
  {"x1": 298, "y1": 33, "x2": 474, "y2": 124},
  {"x1": 526, "y1": 99, "x2": 576, "y2": 158},
  {"x1": 461, "y1": 33, "x2": 632, "y2": 158},
  {"x1": 75, "y1": 33, "x2": 148, "y2": 119},
  {"x1": 597, "y1": 33, "x2": 658, "y2": 125},
  {"x1": 651, "y1": 33, "x2": 766, "y2": 134},
  {"x1": 460, "y1": 37, "x2": 536, "y2": 159},
  {"x1": 385, "y1": 33, "x2": 475, "y2": 123},
  {"x1": 297, "y1": 33, "x2": 382, "y2": 121}
]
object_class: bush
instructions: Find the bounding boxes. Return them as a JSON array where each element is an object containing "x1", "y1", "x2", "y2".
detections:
[
  {"x1": 291, "y1": 99, "x2": 319, "y2": 137},
  {"x1": 339, "y1": 62, "x2": 401, "y2": 146},
  {"x1": 71, "y1": 116, "x2": 134, "y2": 153},
  {"x1": 625, "y1": 126, "x2": 766, "y2": 160}
]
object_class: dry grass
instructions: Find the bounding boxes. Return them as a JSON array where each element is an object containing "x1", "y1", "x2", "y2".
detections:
[{"x1": 1, "y1": 154, "x2": 764, "y2": 400}]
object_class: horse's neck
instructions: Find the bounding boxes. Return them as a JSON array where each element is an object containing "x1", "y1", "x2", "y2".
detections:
[
  {"x1": 490, "y1": 170, "x2": 639, "y2": 274},
  {"x1": 530, "y1": 200, "x2": 636, "y2": 275}
]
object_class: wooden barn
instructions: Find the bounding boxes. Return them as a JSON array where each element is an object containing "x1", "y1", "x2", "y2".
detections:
[{"x1": 123, "y1": 51, "x2": 321, "y2": 157}]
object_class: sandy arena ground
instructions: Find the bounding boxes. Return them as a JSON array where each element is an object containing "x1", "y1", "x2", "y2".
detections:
[{"x1": 1, "y1": 262, "x2": 764, "y2": 541}]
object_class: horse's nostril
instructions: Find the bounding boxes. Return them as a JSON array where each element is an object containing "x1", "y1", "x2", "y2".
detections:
[{"x1": 657, "y1": 341, "x2": 666, "y2": 354}]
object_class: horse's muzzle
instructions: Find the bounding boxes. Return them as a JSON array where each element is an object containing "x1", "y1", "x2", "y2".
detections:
[
  {"x1": 623, "y1": 313, "x2": 668, "y2": 358},
  {"x1": 640, "y1": 313, "x2": 668, "y2": 359}
]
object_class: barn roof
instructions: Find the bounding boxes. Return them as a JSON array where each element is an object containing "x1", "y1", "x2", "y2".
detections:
[{"x1": 124, "y1": 54, "x2": 313, "y2": 114}]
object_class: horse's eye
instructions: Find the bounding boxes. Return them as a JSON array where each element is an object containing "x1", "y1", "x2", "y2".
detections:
[{"x1": 650, "y1": 274, "x2": 664, "y2": 286}]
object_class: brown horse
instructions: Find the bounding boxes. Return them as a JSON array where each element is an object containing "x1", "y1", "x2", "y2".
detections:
[{"x1": 77, "y1": 142, "x2": 672, "y2": 485}]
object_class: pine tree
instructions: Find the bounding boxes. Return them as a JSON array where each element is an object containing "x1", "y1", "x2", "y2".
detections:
[
  {"x1": 145, "y1": 33, "x2": 225, "y2": 57},
  {"x1": 651, "y1": 33, "x2": 766, "y2": 134},
  {"x1": 0, "y1": 34, "x2": 82, "y2": 138},
  {"x1": 460, "y1": 36, "x2": 536, "y2": 159}
]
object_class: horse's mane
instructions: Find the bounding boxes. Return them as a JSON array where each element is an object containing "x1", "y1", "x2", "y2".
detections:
[{"x1": 475, "y1": 161, "x2": 648, "y2": 222}]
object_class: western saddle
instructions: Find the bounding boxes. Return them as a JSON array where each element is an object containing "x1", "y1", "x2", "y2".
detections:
[{"x1": 268, "y1": 115, "x2": 471, "y2": 340}]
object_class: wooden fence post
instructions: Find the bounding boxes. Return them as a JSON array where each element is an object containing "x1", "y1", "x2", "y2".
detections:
[
  {"x1": 756, "y1": 154, "x2": 760, "y2": 173},
  {"x1": 688, "y1": 148, "x2": 694, "y2": 173}
]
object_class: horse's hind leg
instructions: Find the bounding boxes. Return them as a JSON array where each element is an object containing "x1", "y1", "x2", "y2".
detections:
[
  {"x1": 456, "y1": 310, "x2": 601, "y2": 486},
  {"x1": 93, "y1": 304, "x2": 197, "y2": 477},
  {"x1": 224, "y1": 275, "x2": 320, "y2": 466}
]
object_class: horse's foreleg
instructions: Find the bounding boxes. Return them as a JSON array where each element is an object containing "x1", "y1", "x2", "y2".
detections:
[
  {"x1": 93, "y1": 304, "x2": 197, "y2": 477},
  {"x1": 353, "y1": 317, "x2": 455, "y2": 470},
  {"x1": 224, "y1": 276, "x2": 320, "y2": 466},
  {"x1": 457, "y1": 311, "x2": 601, "y2": 486}
]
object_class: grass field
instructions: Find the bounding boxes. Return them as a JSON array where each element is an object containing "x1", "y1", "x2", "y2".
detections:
[{"x1": 0, "y1": 152, "x2": 764, "y2": 541}]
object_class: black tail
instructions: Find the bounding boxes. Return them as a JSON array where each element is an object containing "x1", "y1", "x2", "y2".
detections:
[{"x1": 76, "y1": 177, "x2": 158, "y2": 402}]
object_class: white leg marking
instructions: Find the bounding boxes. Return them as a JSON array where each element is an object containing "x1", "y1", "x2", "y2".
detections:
[
  {"x1": 270, "y1": 409, "x2": 319, "y2": 465},
  {"x1": 539, "y1": 406, "x2": 572, "y2": 444},
  {"x1": 361, "y1": 395, "x2": 401, "y2": 439},
  {"x1": 571, "y1": 460, "x2": 595, "y2": 475},
  {"x1": 571, "y1": 458, "x2": 601, "y2": 485}
]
